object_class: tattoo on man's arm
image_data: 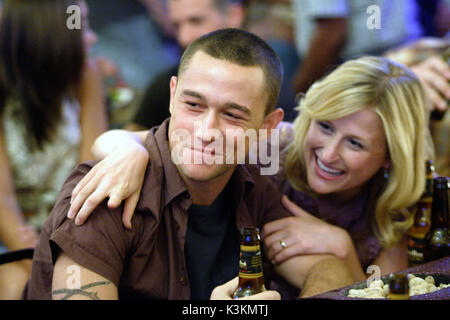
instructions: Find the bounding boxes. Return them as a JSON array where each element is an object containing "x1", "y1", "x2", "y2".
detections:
[{"x1": 52, "y1": 281, "x2": 111, "y2": 300}]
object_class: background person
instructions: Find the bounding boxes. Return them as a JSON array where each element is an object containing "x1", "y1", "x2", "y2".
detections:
[
  {"x1": 0, "y1": 0, "x2": 108, "y2": 299},
  {"x1": 85, "y1": 0, "x2": 179, "y2": 91},
  {"x1": 128, "y1": 0, "x2": 299, "y2": 130},
  {"x1": 126, "y1": 0, "x2": 246, "y2": 131},
  {"x1": 290, "y1": 0, "x2": 424, "y2": 96},
  {"x1": 384, "y1": 37, "x2": 450, "y2": 176}
]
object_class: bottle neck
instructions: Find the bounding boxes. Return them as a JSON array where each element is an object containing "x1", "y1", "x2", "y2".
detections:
[
  {"x1": 423, "y1": 160, "x2": 435, "y2": 197},
  {"x1": 430, "y1": 183, "x2": 449, "y2": 229},
  {"x1": 424, "y1": 176, "x2": 434, "y2": 198}
]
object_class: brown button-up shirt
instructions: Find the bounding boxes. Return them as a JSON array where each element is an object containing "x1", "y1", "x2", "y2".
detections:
[{"x1": 23, "y1": 119, "x2": 292, "y2": 299}]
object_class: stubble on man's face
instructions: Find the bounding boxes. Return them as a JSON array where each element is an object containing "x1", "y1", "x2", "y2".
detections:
[{"x1": 167, "y1": 51, "x2": 268, "y2": 185}]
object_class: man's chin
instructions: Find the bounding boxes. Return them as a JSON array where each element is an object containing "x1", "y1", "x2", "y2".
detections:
[{"x1": 178, "y1": 163, "x2": 232, "y2": 183}]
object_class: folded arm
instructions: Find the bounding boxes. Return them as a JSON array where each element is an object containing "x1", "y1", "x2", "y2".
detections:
[
  {"x1": 263, "y1": 196, "x2": 408, "y2": 283},
  {"x1": 274, "y1": 254, "x2": 355, "y2": 298}
]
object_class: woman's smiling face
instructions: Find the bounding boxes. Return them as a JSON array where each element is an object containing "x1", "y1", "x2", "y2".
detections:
[{"x1": 303, "y1": 108, "x2": 389, "y2": 200}]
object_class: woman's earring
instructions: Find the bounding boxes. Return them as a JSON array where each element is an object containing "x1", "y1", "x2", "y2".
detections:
[{"x1": 383, "y1": 167, "x2": 390, "y2": 179}]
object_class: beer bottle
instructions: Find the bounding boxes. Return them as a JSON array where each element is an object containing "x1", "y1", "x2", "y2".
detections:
[
  {"x1": 407, "y1": 160, "x2": 435, "y2": 266},
  {"x1": 232, "y1": 227, "x2": 266, "y2": 298},
  {"x1": 424, "y1": 176, "x2": 449, "y2": 262},
  {"x1": 388, "y1": 274, "x2": 410, "y2": 300}
]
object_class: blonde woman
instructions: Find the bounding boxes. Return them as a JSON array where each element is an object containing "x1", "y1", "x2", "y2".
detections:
[{"x1": 67, "y1": 56, "x2": 431, "y2": 283}]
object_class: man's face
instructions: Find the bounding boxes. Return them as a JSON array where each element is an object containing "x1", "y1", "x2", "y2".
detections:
[
  {"x1": 169, "y1": 0, "x2": 231, "y2": 48},
  {"x1": 168, "y1": 51, "x2": 270, "y2": 184}
]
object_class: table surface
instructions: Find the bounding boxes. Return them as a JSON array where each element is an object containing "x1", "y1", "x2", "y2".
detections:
[{"x1": 307, "y1": 256, "x2": 450, "y2": 300}]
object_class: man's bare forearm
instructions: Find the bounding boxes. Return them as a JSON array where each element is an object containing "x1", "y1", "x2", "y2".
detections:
[{"x1": 300, "y1": 257, "x2": 355, "y2": 298}]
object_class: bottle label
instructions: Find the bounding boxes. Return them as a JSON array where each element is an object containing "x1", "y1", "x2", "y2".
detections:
[
  {"x1": 238, "y1": 245, "x2": 263, "y2": 279},
  {"x1": 389, "y1": 293, "x2": 410, "y2": 300},
  {"x1": 407, "y1": 236, "x2": 425, "y2": 264}
]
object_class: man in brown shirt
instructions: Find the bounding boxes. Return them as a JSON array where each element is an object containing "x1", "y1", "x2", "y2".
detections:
[{"x1": 23, "y1": 29, "x2": 354, "y2": 300}]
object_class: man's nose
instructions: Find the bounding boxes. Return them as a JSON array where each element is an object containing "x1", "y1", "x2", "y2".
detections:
[{"x1": 196, "y1": 113, "x2": 220, "y2": 142}]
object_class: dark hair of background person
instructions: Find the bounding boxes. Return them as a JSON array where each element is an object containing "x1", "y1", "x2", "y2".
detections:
[
  {"x1": 179, "y1": 28, "x2": 283, "y2": 115},
  {"x1": 0, "y1": 0, "x2": 84, "y2": 150}
]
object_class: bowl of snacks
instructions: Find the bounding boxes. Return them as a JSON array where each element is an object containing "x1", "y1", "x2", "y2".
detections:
[{"x1": 344, "y1": 273, "x2": 450, "y2": 299}]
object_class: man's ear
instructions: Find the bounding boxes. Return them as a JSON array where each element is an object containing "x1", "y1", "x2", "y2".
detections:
[
  {"x1": 261, "y1": 108, "x2": 284, "y2": 137},
  {"x1": 169, "y1": 76, "x2": 178, "y2": 114}
]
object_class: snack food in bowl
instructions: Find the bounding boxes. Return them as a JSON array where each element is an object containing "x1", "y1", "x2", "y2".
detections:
[{"x1": 347, "y1": 274, "x2": 450, "y2": 299}]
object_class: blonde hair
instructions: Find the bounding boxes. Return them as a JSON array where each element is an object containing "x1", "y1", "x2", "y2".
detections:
[{"x1": 285, "y1": 56, "x2": 433, "y2": 248}]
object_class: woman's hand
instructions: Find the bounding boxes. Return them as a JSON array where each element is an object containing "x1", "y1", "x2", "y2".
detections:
[
  {"x1": 68, "y1": 140, "x2": 149, "y2": 229},
  {"x1": 210, "y1": 277, "x2": 281, "y2": 300},
  {"x1": 262, "y1": 196, "x2": 351, "y2": 264}
]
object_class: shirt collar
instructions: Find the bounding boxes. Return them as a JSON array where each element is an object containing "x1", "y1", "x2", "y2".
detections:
[{"x1": 138, "y1": 119, "x2": 189, "y2": 215}]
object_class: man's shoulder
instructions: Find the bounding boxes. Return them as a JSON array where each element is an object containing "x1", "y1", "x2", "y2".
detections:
[
  {"x1": 47, "y1": 161, "x2": 147, "y2": 282},
  {"x1": 41, "y1": 162, "x2": 98, "y2": 230},
  {"x1": 46, "y1": 160, "x2": 150, "y2": 237},
  {"x1": 48, "y1": 160, "x2": 99, "y2": 220}
]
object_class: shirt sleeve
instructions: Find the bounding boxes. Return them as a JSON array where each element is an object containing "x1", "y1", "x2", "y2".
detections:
[{"x1": 48, "y1": 162, "x2": 136, "y2": 287}]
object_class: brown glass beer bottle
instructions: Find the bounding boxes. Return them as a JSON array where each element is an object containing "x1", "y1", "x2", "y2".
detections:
[
  {"x1": 388, "y1": 274, "x2": 410, "y2": 300},
  {"x1": 407, "y1": 160, "x2": 435, "y2": 266},
  {"x1": 232, "y1": 227, "x2": 266, "y2": 298},
  {"x1": 424, "y1": 176, "x2": 449, "y2": 262}
]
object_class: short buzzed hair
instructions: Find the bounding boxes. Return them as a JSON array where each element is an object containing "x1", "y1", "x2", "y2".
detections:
[{"x1": 178, "y1": 28, "x2": 283, "y2": 115}]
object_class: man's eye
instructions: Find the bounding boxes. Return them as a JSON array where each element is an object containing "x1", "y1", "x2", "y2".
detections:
[
  {"x1": 224, "y1": 112, "x2": 242, "y2": 120},
  {"x1": 186, "y1": 102, "x2": 200, "y2": 108}
]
